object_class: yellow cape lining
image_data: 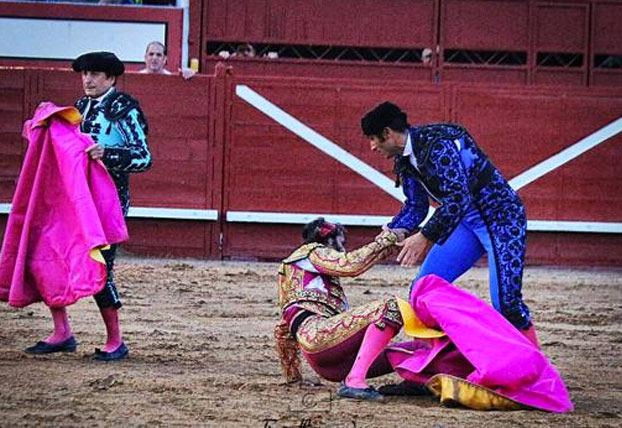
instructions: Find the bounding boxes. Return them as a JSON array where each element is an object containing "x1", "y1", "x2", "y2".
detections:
[{"x1": 396, "y1": 297, "x2": 446, "y2": 338}]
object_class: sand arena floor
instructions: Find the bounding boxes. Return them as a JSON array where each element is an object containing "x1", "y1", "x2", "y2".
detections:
[{"x1": 1, "y1": 256, "x2": 621, "y2": 427}]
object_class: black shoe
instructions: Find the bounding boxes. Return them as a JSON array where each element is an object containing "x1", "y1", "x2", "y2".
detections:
[
  {"x1": 93, "y1": 343, "x2": 129, "y2": 362},
  {"x1": 25, "y1": 336, "x2": 77, "y2": 354},
  {"x1": 337, "y1": 383, "x2": 384, "y2": 401},
  {"x1": 377, "y1": 381, "x2": 431, "y2": 396}
]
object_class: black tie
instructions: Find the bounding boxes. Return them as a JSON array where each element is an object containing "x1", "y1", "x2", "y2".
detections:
[{"x1": 87, "y1": 99, "x2": 99, "y2": 118}]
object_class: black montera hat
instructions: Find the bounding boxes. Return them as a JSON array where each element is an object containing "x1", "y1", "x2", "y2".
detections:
[
  {"x1": 72, "y1": 51, "x2": 125, "y2": 76},
  {"x1": 361, "y1": 101, "x2": 407, "y2": 136}
]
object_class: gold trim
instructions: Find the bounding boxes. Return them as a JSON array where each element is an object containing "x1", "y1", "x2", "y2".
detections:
[{"x1": 427, "y1": 374, "x2": 527, "y2": 411}]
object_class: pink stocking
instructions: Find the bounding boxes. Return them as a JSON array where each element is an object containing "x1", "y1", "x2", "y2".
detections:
[
  {"x1": 522, "y1": 323, "x2": 541, "y2": 349},
  {"x1": 45, "y1": 307, "x2": 73, "y2": 344},
  {"x1": 345, "y1": 323, "x2": 398, "y2": 389},
  {"x1": 100, "y1": 307, "x2": 123, "y2": 352}
]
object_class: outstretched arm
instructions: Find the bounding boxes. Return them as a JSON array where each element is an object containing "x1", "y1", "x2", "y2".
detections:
[
  {"x1": 387, "y1": 173, "x2": 429, "y2": 233},
  {"x1": 307, "y1": 231, "x2": 398, "y2": 277}
]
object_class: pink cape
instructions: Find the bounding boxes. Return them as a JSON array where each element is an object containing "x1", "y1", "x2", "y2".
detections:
[
  {"x1": 0, "y1": 102, "x2": 128, "y2": 308},
  {"x1": 386, "y1": 274, "x2": 573, "y2": 413}
]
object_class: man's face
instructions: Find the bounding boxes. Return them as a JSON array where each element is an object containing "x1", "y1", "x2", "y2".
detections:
[
  {"x1": 369, "y1": 129, "x2": 403, "y2": 159},
  {"x1": 81, "y1": 71, "x2": 115, "y2": 98},
  {"x1": 144, "y1": 43, "x2": 167, "y2": 73}
]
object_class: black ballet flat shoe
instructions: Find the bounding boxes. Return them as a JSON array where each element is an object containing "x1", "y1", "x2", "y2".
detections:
[
  {"x1": 337, "y1": 383, "x2": 384, "y2": 401},
  {"x1": 25, "y1": 336, "x2": 77, "y2": 354},
  {"x1": 378, "y1": 381, "x2": 432, "y2": 396},
  {"x1": 93, "y1": 343, "x2": 129, "y2": 362}
]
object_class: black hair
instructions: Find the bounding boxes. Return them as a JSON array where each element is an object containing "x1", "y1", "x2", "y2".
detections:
[
  {"x1": 302, "y1": 217, "x2": 346, "y2": 245},
  {"x1": 360, "y1": 101, "x2": 409, "y2": 138}
]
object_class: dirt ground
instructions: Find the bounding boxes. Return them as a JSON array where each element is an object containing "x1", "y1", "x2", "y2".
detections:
[{"x1": 1, "y1": 255, "x2": 621, "y2": 428}]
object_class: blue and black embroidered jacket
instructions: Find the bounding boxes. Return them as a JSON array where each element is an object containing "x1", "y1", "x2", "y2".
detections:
[
  {"x1": 388, "y1": 124, "x2": 500, "y2": 244},
  {"x1": 75, "y1": 88, "x2": 152, "y2": 214}
]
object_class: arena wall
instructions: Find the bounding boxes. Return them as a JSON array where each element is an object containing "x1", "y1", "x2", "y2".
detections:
[{"x1": 0, "y1": 66, "x2": 621, "y2": 266}]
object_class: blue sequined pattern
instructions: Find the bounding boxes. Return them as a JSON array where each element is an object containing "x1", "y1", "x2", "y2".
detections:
[{"x1": 390, "y1": 124, "x2": 531, "y2": 329}]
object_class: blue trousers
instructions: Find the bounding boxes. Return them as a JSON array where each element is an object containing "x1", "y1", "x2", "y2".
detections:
[{"x1": 411, "y1": 207, "x2": 531, "y2": 329}]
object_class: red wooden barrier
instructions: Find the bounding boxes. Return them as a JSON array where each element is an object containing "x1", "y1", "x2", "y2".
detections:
[
  {"x1": 2, "y1": 0, "x2": 622, "y2": 267},
  {"x1": 440, "y1": 0, "x2": 529, "y2": 86},
  {"x1": 591, "y1": 0, "x2": 622, "y2": 87},
  {"x1": 0, "y1": 68, "x2": 221, "y2": 259},
  {"x1": 0, "y1": 69, "x2": 27, "y2": 204},
  {"x1": 1, "y1": 66, "x2": 621, "y2": 266},
  {"x1": 452, "y1": 85, "x2": 622, "y2": 222},
  {"x1": 202, "y1": 0, "x2": 437, "y2": 48},
  {"x1": 531, "y1": 1, "x2": 589, "y2": 86},
  {"x1": 221, "y1": 73, "x2": 622, "y2": 264}
]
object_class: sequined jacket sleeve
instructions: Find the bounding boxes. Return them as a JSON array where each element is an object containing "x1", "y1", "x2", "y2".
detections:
[
  {"x1": 307, "y1": 231, "x2": 398, "y2": 276},
  {"x1": 419, "y1": 138, "x2": 472, "y2": 244},
  {"x1": 102, "y1": 107, "x2": 152, "y2": 173},
  {"x1": 387, "y1": 173, "x2": 429, "y2": 233},
  {"x1": 274, "y1": 318, "x2": 302, "y2": 383}
]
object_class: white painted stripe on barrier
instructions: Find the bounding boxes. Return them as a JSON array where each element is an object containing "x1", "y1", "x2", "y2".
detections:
[
  {"x1": 0, "y1": 204, "x2": 218, "y2": 221},
  {"x1": 235, "y1": 84, "x2": 405, "y2": 202},
  {"x1": 236, "y1": 84, "x2": 622, "y2": 233},
  {"x1": 527, "y1": 220, "x2": 622, "y2": 233},
  {"x1": 2, "y1": 92, "x2": 620, "y2": 234},
  {"x1": 509, "y1": 118, "x2": 622, "y2": 190},
  {"x1": 227, "y1": 210, "x2": 622, "y2": 233},
  {"x1": 127, "y1": 207, "x2": 219, "y2": 220},
  {"x1": 3, "y1": 203, "x2": 620, "y2": 232},
  {"x1": 226, "y1": 211, "x2": 393, "y2": 226}
]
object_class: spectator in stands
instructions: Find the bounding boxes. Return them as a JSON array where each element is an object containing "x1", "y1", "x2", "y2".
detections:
[
  {"x1": 217, "y1": 43, "x2": 259, "y2": 60},
  {"x1": 232, "y1": 43, "x2": 256, "y2": 58},
  {"x1": 138, "y1": 41, "x2": 196, "y2": 80},
  {"x1": 361, "y1": 101, "x2": 540, "y2": 348},
  {"x1": 421, "y1": 48, "x2": 433, "y2": 65},
  {"x1": 24, "y1": 51, "x2": 152, "y2": 361}
]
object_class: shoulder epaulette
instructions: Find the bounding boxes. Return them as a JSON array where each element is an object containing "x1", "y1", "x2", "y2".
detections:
[
  {"x1": 283, "y1": 243, "x2": 323, "y2": 264},
  {"x1": 103, "y1": 91, "x2": 149, "y2": 135},
  {"x1": 74, "y1": 96, "x2": 89, "y2": 114}
]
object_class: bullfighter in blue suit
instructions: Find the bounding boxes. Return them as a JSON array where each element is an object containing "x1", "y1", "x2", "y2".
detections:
[{"x1": 361, "y1": 101, "x2": 539, "y2": 346}]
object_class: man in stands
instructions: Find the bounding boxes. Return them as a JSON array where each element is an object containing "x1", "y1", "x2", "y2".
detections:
[{"x1": 138, "y1": 41, "x2": 195, "y2": 80}]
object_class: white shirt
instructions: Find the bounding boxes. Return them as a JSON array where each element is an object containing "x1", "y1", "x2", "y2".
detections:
[{"x1": 402, "y1": 132, "x2": 421, "y2": 172}]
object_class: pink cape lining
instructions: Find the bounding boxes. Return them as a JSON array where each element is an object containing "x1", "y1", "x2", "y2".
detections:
[
  {"x1": 386, "y1": 274, "x2": 573, "y2": 413},
  {"x1": 0, "y1": 102, "x2": 128, "y2": 308}
]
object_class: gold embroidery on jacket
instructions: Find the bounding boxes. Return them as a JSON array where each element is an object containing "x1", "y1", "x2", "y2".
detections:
[{"x1": 296, "y1": 297, "x2": 403, "y2": 353}]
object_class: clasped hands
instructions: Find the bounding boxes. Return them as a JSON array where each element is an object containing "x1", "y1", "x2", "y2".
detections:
[{"x1": 377, "y1": 226, "x2": 432, "y2": 268}]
